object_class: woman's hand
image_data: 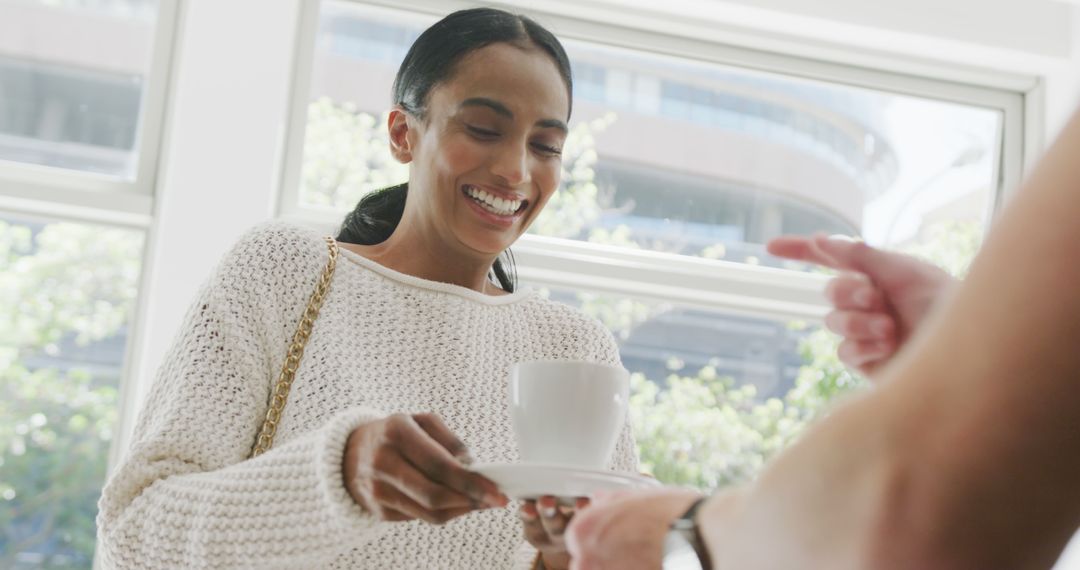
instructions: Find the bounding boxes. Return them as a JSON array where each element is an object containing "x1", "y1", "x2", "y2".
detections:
[
  {"x1": 768, "y1": 234, "x2": 954, "y2": 377},
  {"x1": 520, "y1": 496, "x2": 588, "y2": 569},
  {"x1": 342, "y1": 413, "x2": 508, "y2": 524}
]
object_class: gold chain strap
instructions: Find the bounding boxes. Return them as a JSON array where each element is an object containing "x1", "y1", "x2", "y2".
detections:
[{"x1": 250, "y1": 236, "x2": 339, "y2": 458}]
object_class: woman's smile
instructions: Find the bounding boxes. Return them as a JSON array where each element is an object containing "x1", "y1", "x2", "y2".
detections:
[{"x1": 461, "y1": 183, "x2": 529, "y2": 227}]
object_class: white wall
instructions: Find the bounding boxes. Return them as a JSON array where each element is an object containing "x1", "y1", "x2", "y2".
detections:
[
  {"x1": 114, "y1": 0, "x2": 306, "y2": 456},
  {"x1": 713, "y1": 0, "x2": 1073, "y2": 57}
]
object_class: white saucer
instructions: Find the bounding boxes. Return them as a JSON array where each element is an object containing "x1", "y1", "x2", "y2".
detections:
[{"x1": 472, "y1": 462, "x2": 661, "y2": 503}]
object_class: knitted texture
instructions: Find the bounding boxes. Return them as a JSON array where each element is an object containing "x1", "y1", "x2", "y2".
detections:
[{"x1": 97, "y1": 221, "x2": 638, "y2": 569}]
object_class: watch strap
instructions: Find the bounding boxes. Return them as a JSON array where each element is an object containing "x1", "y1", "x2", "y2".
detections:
[{"x1": 670, "y1": 496, "x2": 711, "y2": 569}]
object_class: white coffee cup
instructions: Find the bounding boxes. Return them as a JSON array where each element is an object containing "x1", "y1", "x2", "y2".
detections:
[{"x1": 509, "y1": 360, "x2": 630, "y2": 470}]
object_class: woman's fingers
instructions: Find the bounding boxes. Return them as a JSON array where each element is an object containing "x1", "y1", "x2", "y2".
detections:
[
  {"x1": 521, "y1": 501, "x2": 550, "y2": 546},
  {"x1": 824, "y1": 310, "x2": 896, "y2": 342},
  {"x1": 369, "y1": 478, "x2": 475, "y2": 525},
  {"x1": 388, "y1": 415, "x2": 506, "y2": 508},
  {"x1": 344, "y1": 414, "x2": 509, "y2": 526},
  {"x1": 522, "y1": 496, "x2": 578, "y2": 549},
  {"x1": 373, "y1": 448, "x2": 475, "y2": 511},
  {"x1": 538, "y1": 495, "x2": 570, "y2": 538},
  {"x1": 412, "y1": 413, "x2": 473, "y2": 464}
]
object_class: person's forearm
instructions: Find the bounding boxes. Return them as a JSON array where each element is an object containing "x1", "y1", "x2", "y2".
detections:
[
  {"x1": 700, "y1": 108, "x2": 1080, "y2": 569},
  {"x1": 702, "y1": 353, "x2": 1079, "y2": 569},
  {"x1": 868, "y1": 105, "x2": 1080, "y2": 566},
  {"x1": 699, "y1": 387, "x2": 908, "y2": 569}
]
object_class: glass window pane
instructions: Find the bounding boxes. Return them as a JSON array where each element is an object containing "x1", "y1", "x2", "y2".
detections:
[
  {"x1": 0, "y1": 214, "x2": 144, "y2": 568},
  {"x1": 298, "y1": 2, "x2": 1002, "y2": 275},
  {"x1": 533, "y1": 284, "x2": 867, "y2": 490},
  {"x1": 297, "y1": 2, "x2": 419, "y2": 211},
  {"x1": 543, "y1": 41, "x2": 1001, "y2": 274},
  {"x1": 0, "y1": 0, "x2": 160, "y2": 179}
]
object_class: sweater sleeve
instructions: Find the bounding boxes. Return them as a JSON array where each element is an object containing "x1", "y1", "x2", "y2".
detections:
[{"x1": 97, "y1": 223, "x2": 387, "y2": 569}]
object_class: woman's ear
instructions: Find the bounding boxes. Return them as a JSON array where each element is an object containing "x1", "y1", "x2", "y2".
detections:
[{"x1": 388, "y1": 108, "x2": 413, "y2": 163}]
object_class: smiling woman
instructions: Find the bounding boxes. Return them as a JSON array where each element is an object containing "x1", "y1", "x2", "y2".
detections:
[
  {"x1": 347, "y1": 40, "x2": 571, "y2": 280},
  {"x1": 336, "y1": 9, "x2": 573, "y2": 295},
  {"x1": 96, "y1": 7, "x2": 637, "y2": 570}
]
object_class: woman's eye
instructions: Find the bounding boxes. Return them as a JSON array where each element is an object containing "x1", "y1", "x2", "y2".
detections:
[
  {"x1": 532, "y1": 143, "x2": 563, "y2": 157},
  {"x1": 466, "y1": 125, "x2": 499, "y2": 138}
]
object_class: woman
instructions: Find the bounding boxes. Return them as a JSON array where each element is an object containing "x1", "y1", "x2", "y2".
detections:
[{"x1": 97, "y1": 8, "x2": 636, "y2": 569}]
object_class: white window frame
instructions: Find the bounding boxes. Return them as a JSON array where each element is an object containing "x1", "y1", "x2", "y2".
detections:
[
  {"x1": 276, "y1": 0, "x2": 1029, "y2": 322},
  {"x1": 0, "y1": 0, "x2": 180, "y2": 230},
  {"x1": 0, "y1": 2, "x2": 180, "y2": 568},
  {"x1": 0, "y1": 0, "x2": 181, "y2": 434}
]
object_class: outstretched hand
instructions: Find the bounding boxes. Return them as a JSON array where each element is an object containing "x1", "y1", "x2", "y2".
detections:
[
  {"x1": 566, "y1": 488, "x2": 703, "y2": 570},
  {"x1": 768, "y1": 234, "x2": 954, "y2": 377}
]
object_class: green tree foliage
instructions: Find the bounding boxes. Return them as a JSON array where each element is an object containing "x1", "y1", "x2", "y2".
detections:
[
  {"x1": 300, "y1": 98, "x2": 408, "y2": 210},
  {"x1": 900, "y1": 219, "x2": 982, "y2": 278},
  {"x1": 626, "y1": 324, "x2": 865, "y2": 490},
  {"x1": 1, "y1": 221, "x2": 142, "y2": 568},
  {"x1": 630, "y1": 368, "x2": 806, "y2": 488}
]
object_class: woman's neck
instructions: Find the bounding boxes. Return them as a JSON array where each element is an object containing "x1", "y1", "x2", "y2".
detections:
[{"x1": 339, "y1": 225, "x2": 504, "y2": 295}]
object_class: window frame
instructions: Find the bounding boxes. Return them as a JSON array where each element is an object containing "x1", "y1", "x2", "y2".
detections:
[
  {"x1": 0, "y1": 3, "x2": 180, "y2": 565},
  {"x1": 277, "y1": 0, "x2": 1029, "y2": 321},
  {"x1": 0, "y1": 0, "x2": 180, "y2": 230}
]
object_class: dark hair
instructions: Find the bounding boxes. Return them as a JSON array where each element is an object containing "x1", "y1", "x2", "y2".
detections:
[{"x1": 337, "y1": 8, "x2": 573, "y2": 293}]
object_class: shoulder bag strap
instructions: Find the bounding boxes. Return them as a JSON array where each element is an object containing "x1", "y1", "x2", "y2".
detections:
[{"x1": 250, "y1": 236, "x2": 339, "y2": 458}]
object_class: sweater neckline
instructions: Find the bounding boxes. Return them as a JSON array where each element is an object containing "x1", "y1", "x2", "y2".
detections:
[{"x1": 335, "y1": 244, "x2": 535, "y2": 306}]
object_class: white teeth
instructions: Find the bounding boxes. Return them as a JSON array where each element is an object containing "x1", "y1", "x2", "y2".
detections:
[{"x1": 464, "y1": 185, "x2": 522, "y2": 216}]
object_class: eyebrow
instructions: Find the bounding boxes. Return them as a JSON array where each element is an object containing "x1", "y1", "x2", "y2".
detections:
[{"x1": 459, "y1": 97, "x2": 568, "y2": 134}]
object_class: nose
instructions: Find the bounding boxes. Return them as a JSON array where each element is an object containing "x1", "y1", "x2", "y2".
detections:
[{"x1": 490, "y1": 138, "x2": 531, "y2": 187}]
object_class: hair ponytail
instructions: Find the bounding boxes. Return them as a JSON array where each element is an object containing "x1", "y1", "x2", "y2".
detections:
[{"x1": 337, "y1": 183, "x2": 408, "y2": 246}]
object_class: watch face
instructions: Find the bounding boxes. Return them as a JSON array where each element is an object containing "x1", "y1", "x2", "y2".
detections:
[{"x1": 662, "y1": 531, "x2": 705, "y2": 570}]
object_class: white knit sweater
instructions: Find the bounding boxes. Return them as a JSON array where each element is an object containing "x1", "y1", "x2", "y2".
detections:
[{"x1": 97, "y1": 221, "x2": 638, "y2": 569}]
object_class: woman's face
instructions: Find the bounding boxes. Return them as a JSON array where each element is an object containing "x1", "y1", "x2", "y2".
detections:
[{"x1": 391, "y1": 42, "x2": 570, "y2": 259}]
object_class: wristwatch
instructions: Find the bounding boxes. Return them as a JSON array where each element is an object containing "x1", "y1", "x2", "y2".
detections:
[{"x1": 662, "y1": 496, "x2": 711, "y2": 570}]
